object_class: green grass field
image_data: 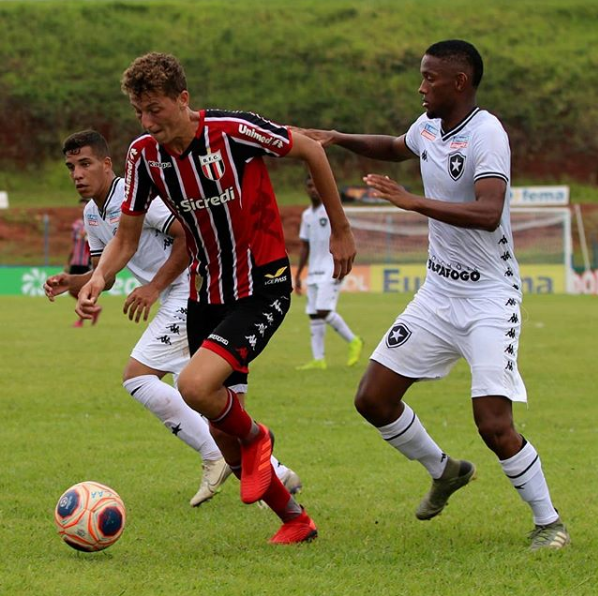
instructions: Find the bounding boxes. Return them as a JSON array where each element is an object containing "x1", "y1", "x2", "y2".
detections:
[{"x1": 1, "y1": 293, "x2": 596, "y2": 595}]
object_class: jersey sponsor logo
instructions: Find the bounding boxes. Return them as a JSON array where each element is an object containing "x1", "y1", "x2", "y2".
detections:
[
  {"x1": 86, "y1": 213, "x2": 99, "y2": 226},
  {"x1": 199, "y1": 150, "x2": 225, "y2": 181},
  {"x1": 238, "y1": 124, "x2": 285, "y2": 149},
  {"x1": 148, "y1": 160, "x2": 172, "y2": 169},
  {"x1": 450, "y1": 134, "x2": 469, "y2": 149},
  {"x1": 264, "y1": 266, "x2": 288, "y2": 285},
  {"x1": 386, "y1": 323, "x2": 411, "y2": 348},
  {"x1": 427, "y1": 259, "x2": 481, "y2": 282},
  {"x1": 421, "y1": 123, "x2": 438, "y2": 141},
  {"x1": 107, "y1": 209, "x2": 121, "y2": 224},
  {"x1": 178, "y1": 187, "x2": 236, "y2": 213},
  {"x1": 448, "y1": 152, "x2": 466, "y2": 180}
]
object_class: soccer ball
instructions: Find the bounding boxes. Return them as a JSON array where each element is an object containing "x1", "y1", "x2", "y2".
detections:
[{"x1": 54, "y1": 481, "x2": 126, "y2": 552}]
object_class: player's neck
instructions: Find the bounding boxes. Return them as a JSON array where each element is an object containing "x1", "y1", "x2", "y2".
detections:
[
  {"x1": 163, "y1": 120, "x2": 197, "y2": 155},
  {"x1": 92, "y1": 173, "x2": 116, "y2": 210},
  {"x1": 441, "y1": 100, "x2": 478, "y2": 133}
]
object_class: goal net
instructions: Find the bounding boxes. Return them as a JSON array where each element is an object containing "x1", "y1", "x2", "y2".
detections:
[{"x1": 343, "y1": 206, "x2": 573, "y2": 291}]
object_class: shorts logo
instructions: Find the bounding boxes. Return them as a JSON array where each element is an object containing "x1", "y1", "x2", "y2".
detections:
[
  {"x1": 386, "y1": 323, "x2": 411, "y2": 348},
  {"x1": 448, "y1": 152, "x2": 466, "y2": 181},
  {"x1": 264, "y1": 266, "x2": 288, "y2": 285},
  {"x1": 200, "y1": 150, "x2": 225, "y2": 181}
]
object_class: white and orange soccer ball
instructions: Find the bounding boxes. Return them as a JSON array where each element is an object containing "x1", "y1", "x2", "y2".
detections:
[{"x1": 54, "y1": 481, "x2": 126, "y2": 552}]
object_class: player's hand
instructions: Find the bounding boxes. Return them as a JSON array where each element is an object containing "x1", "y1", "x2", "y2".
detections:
[
  {"x1": 44, "y1": 273, "x2": 70, "y2": 301},
  {"x1": 330, "y1": 227, "x2": 356, "y2": 280},
  {"x1": 123, "y1": 285, "x2": 160, "y2": 323},
  {"x1": 76, "y1": 277, "x2": 105, "y2": 319},
  {"x1": 293, "y1": 128, "x2": 339, "y2": 148},
  {"x1": 294, "y1": 277, "x2": 303, "y2": 296},
  {"x1": 363, "y1": 174, "x2": 417, "y2": 210}
]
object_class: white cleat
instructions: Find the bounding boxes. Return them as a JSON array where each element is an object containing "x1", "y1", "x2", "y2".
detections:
[{"x1": 189, "y1": 457, "x2": 232, "y2": 507}]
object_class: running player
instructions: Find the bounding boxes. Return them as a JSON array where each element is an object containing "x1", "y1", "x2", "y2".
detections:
[
  {"x1": 45, "y1": 130, "x2": 301, "y2": 508},
  {"x1": 295, "y1": 175, "x2": 364, "y2": 370},
  {"x1": 76, "y1": 53, "x2": 356, "y2": 544},
  {"x1": 303, "y1": 40, "x2": 569, "y2": 551}
]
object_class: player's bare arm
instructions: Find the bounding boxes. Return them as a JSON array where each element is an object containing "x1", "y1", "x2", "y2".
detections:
[
  {"x1": 364, "y1": 174, "x2": 506, "y2": 232},
  {"x1": 44, "y1": 256, "x2": 115, "y2": 302},
  {"x1": 77, "y1": 213, "x2": 144, "y2": 318},
  {"x1": 301, "y1": 129, "x2": 415, "y2": 163},
  {"x1": 294, "y1": 239, "x2": 310, "y2": 296},
  {"x1": 123, "y1": 219, "x2": 189, "y2": 323},
  {"x1": 287, "y1": 132, "x2": 356, "y2": 279}
]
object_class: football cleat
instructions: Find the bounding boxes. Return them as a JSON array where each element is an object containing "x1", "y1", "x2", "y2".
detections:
[
  {"x1": 415, "y1": 457, "x2": 476, "y2": 520},
  {"x1": 529, "y1": 518, "x2": 570, "y2": 551},
  {"x1": 295, "y1": 359, "x2": 327, "y2": 371},
  {"x1": 190, "y1": 457, "x2": 232, "y2": 507},
  {"x1": 269, "y1": 509, "x2": 318, "y2": 545},
  {"x1": 240, "y1": 424, "x2": 273, "y2": 504},
  {"x1": 347, "y1": 336, "x2": 364, "y2": 367}
]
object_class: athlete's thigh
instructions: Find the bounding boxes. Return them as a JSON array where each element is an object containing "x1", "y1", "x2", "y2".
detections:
[
  {"x1": 460, "y1": 297, "x2": 527, "y2": 402},
  {"x1": 208, "y1": 291, "x2": 291, "y2": 372},
  {"x1": 314, "y1": 279, "x2": 341, "y2": 312},
  {"x1": 130, "y1": 297, "x2": 190, "y2": 375},
  {"x1": 305, "y1": 283, "x2": 318, "y2": 315},
  {"x1": 371, "y1": 293, "x2": 461, "y2": 380}
]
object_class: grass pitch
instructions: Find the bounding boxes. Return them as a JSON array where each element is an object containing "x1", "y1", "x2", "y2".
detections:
[{"x1": 1, "y1": 293, "x2": 596, "y2": 596}]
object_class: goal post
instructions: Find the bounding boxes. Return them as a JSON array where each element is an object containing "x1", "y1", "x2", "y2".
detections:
[{"x1": 343, "y1": 206, "x2": 573, "y2": 294}]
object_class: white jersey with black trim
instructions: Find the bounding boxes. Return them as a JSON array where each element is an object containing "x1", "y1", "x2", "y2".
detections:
[
  {"x1": 84, "y1": 177, "x2": 188, "y2": 302},
  {"x1": 405, "y1": 108, "x2": 521, "y2": 298},
  {"x1": 299, "y1": 203, "x2": 334, "y2": 283}
]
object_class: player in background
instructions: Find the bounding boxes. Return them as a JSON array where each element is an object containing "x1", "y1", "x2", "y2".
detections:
[
  {"x1": 303, "y1": 40, "x2": 569, "y2": 550},
  {"x1": 76, "y1": 52, "x2": 356, "y2": 544},
  {"x1": 66, "y1": 197, "x2": 96, "y2": 327},
  {"x1": 295, "y1": 175, "x2": 364, "y2": 370},
  {"x1": 45, "y1": 130, "x2": 301, "y2": 508}
]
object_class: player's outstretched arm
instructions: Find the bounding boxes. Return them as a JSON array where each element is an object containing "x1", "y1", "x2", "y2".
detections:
[
  {"x1": 287, "y1": 132, "x2": 356, "y2": 280},
  {"x1": 123, "y1": 219, "x2": 189, "y2": 323},
  {"x1": 76, "y1": 213, "x2": 144, "y2": 319},
  {"x1": 299, "y1": 128, "x2": 414, "y2": 163},
  {"x1": 44, "y1": 270, "x2": 92, "y2": 302}
]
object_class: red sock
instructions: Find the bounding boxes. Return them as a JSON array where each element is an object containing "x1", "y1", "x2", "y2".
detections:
[
  {"x1": 209, "y1": 388, "x2": 255, "y2": 440},
  {"x1": 260, "y1": 469, "x2": 302, "y2": 522}
]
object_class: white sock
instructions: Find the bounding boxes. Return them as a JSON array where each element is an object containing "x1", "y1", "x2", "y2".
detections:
[
  {"x1": 378, "y1": 402, "x2": 447, "y2": 478},
  {"x1": 310, "y1": 319, "x2": 326, "y2": 360},
  {"x1": 123, "y1": 375, "x2": 221, "y2": 461},
  {"x1": 325, "y1": 311, "x2": 355, "y2": 342},
  {"x1": 271, "y1": 456, "x2": 289, "y2": 480},
  {"x1": 500, "y1": 440, "x2": 559, "y2": 525}
]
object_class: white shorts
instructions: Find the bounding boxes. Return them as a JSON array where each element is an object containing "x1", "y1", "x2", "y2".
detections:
[
  {"x1": 371, "y1": 288, "x2": 527, "y2": 402},
  {"x1": 305, "y1": 279, "x2": 342, "y2": 314},
  {"x1": 130, "y1": 295, "x2": 190, "y2": 375}
]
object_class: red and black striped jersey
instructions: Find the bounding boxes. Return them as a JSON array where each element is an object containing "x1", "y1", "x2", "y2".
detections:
[{"x1": 122, "y1": 109, "x2": 293, "y2": 304}]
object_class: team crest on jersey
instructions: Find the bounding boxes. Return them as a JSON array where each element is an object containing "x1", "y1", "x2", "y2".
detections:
[
  {"x1": 386, "y1": 323, "x2": 411, "y2": 348},
  {"x1": 448, "y1": 152, "x2": 466, "y2": 181},
  {"x1": 199, "y1": 151, "x2": 225, "y2": 181},
  {"x1": 319, "y1": 217, "x2": 328, "y2": 227}
]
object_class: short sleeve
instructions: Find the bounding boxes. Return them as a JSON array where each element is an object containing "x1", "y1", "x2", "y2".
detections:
[
  {"x1": 404, "y1": 118, "x2": 423, "y2": 157},
  {"x1": 144, "y1": 198, "x2": 176, "y2": 235},
  {"x1": 84, "y1": 208, "x2": 105, "y2": 258},
  {"x1": 122, "y1": 138, "x2": 158, "y2": 215},
  {"x1": 214, "y1": 110, "x2": 293, "y2": 158},
  {"x1": 472, "y1": 119, "x2": 510, "y2": 184}
]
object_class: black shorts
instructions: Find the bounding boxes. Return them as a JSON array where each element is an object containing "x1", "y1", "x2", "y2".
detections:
[
  {"x1": 187, "y1": 283, "x2": 291, "y2": 387},
  {"x1": 69, "y1": 265, "x2": 91, "y2": 275}
]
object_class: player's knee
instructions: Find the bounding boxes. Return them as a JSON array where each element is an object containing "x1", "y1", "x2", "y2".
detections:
[
  {"x1": 177, "y1": 369, "x2": 213, "y2": 410},
  {"x1": 476, "y1": 417, "x2": 516, "y2": 451},
  {"x1": 354, "y1": 379, "x2": 380, "y2": 420}
]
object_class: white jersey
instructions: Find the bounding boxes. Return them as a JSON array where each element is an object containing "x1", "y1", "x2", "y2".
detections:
[
  {"x1": 299, "y1": 203, "x2": 334, "y2": 283},
  {"x1": 84, "y1": 177, "x2": 188, "y2": 302},
  {"x1": 405, "y1": 108, "x2": 521, "y2": 299}
]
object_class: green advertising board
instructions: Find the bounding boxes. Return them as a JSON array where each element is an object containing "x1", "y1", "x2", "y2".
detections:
[{"x1": 0, "y1": 267, "x2": 141, "y2": 297}]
